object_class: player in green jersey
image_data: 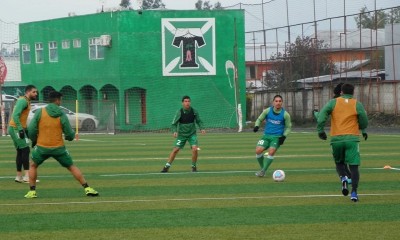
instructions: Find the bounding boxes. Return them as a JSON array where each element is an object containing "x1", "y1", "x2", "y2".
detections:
[
  {"x1": 317, "y1": 84, "x2": 368, "y2": 202},
  {"x1": 8, "y1": 85, "x2": 38, "y2": 183},
  {"x1": 313, "y1": 83, "x2": 352, "y2": 183},
  {"x1": 161, "y1": 96, "x2": 205, "y2": 173},
  {"x1": 25, "y1": 91, "x2": 98, "y2": 198},
  {"x1": 253, "y1": 95, "x2": 292, "y2": 177}
]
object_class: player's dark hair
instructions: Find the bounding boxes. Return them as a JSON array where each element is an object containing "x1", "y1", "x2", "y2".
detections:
[
  {"x1": 182, "y1": 95, "x2": 191, "y2": 102},
  {"x1": 333, "y1": 83, "x2": 344, "y2": 98},
  {"x1": 341, "y1": 83, "x2": 354, "y2": 95},
  {"x1": 48, "y1": 91, "x2": 63, "y2": 103},
  {"x1": 25, "y1": 85, "x2": 36, "y2": 93},
  {"x1": 273, "y1": 95, "x2": 283, "y2": 101}
]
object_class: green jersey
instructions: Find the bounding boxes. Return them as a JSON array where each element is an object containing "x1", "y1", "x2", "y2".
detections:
[
  {"x1": 171, "y1": 107, "x2": 204, "y2": 137},
  {"x1": 9, "y1": 96, "x2": 30, "y2": 131},
  {"x1": 28, "y1": 103, "x2": 75, "y2": 147},
  {"x1": 317, "y1": 94, "x2": 368, "y2": 143}
]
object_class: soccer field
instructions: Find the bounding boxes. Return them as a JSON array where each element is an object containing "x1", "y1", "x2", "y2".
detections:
[{"x1": 0, "y1": 131, "x2": 399, "y2": 240}]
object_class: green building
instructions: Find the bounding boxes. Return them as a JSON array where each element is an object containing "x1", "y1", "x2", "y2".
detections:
[{"x1": 19, "y1": 9, "x2": 245, "y2": 132}]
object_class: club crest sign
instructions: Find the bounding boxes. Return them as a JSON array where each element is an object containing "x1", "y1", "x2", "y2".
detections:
[{"x1": 162, "y1": 18, "x2": 216, "y2": 76}]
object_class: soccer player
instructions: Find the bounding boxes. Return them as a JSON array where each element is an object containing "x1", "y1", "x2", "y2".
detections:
[
  {"x1": 317, "y1": 83, "x2": 368, "y2": 202},
  {"x1": 313, "y1": 83, "x2": 352, "y2": 183},
  {"x1": 8, "y1": 85, "x2": 38, "y2": 183},
  {"x1": 25, "y1": 91, "x2": 98, "y2": 198},
  {"x1": 253, "y1": 95, "x2": 292, "y2": 177},
  {"x1": 161, "y1": 95, "x2": 205, "y2": 173}
]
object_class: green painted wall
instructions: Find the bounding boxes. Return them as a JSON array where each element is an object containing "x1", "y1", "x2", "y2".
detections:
[{"x1": 19, "y1": 10, "x2": 245, "y2": 131}]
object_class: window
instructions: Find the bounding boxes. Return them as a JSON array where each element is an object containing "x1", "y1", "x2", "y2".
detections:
[
  {"x1": 22, "y1": 44, "x2": 31, "y2": 64},
  {"x1": 246, "y1": 65, "x2": 256, "y2": 79},
  {"x1": 48, "y1": 41, "x2": 58, "y2": 62},
  {"x1": 62, "y1": 40, "x2": 70, "y2": 49},
  {"x1": 89, "y1": 38, "x2": 104, "y2": 60},
  {"x1": 73, "y1": 39, "x2": 81, "y2": 48},
  {"x1": 35, "y1": 43, "x2": 43, "y2": 63}
]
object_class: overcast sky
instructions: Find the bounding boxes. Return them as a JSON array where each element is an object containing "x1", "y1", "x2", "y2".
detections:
[
  {"x1": 1, "y1": 0, "x2": 398, "y2": 24},
  {"x1": 0, "y1": 0, "x2": 262, "y2": 23},
  {"x1": 1, "y1": 0, "x2": 398, "y2": 46}
]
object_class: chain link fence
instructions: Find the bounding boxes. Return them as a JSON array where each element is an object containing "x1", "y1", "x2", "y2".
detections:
[{"x1": 225, "y1": 0, "x2": 400, "y2": 124}]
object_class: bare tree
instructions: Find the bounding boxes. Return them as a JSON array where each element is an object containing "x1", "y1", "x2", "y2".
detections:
[{"x1": 266, "y1": 36, "x2": 336, "y2": 90}]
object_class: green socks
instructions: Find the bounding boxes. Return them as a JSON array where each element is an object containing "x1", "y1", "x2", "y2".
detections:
[
  {"x1": 256, "y1": 154, "x2": 264, "y2": 168},
  {"x1": 262, "y1": 155, "x2": 274, "y2": 171}
]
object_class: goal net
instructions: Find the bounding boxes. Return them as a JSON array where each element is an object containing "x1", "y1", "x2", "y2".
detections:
[{"x1": 37, "y1": 87, "x2": 116, "y2": 135}]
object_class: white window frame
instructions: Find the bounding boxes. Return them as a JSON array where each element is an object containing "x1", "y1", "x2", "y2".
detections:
[
  {"x1": 62, "y1": 40, "x2": 70, "y2": 49},
  {"x1": 35, "y1": 42, "x2": 44, "y2": 63},
  {"x1": 73, "y1": 39, "x2": 81, "y2": 48},
  {"x1": 22, "y1": 44, "x2": 31, "y2": 64},
  {"x1": 89, "y1": 37, "x2": 104, "y2": 60},
  {"x1": 48, "y1": 41, "x2": 58, "y2": 62}
]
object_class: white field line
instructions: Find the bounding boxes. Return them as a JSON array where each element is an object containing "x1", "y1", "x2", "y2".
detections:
[
  {"x1": 99, "y1": 169, "x2": 335, "y2": 177},
  {"x1": 375, "y1": 167, "x2": 400, "y2": 171},
  {"x1": 0, "y1": 167, "x2": 396, "y2": 180},
  {"x1": 1, "y1": 153, "x2": 399, "y2": 164},
  {"x1": 74, "y1": 139, "x2": 146, "y2": 145},
  {"x1": 0, "y1": 193, "x2": 398, "y2": 207},
  {"x1": 74, "y1": 139, "x2": 105, "y2": 142},
  {"x1": 99, "y1": 167, "x2": 399, "y2": 177},
  {"x1": 56, "y1": 152, "x2": 400, "y2": 162},
  {"x1": 292, "y1": 131, "x2": 400, "y2": 137},
  {"x1": 0, "y1": 169, "x2": 332, "y2": 179}
]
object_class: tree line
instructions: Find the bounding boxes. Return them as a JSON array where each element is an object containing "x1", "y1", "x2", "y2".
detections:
[{"x1": 120, "y1": 0, "x2": 223, "y2": 10}]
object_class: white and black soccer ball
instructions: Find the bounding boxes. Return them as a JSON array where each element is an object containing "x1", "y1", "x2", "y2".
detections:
[{"x1": 272, "y1": 169, "x2": 285, "y2": 182}]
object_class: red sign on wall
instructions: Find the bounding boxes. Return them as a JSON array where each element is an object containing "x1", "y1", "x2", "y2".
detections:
[{"x1": 0, "y1": 57, "x2": 8, "y2": 84}]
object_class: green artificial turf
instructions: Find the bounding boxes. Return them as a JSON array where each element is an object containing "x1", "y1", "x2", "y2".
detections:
[{"x1": 0, "y1": 131, "x2": 399, "y2": 239}]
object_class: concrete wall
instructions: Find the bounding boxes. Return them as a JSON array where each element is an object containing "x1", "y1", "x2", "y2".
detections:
[{"x1": 248, "y1": 81, "x2": 400, "y2": 122}]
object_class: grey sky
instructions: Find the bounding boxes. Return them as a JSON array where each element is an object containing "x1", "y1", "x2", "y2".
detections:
[
  {"x1": 0, "y1": 0, "x2": 261, "y2": 23},
  {"x1": 1, "y1": 0, "x2": 398, "y2": 48},
  {"x1": 1, "y1": 0, "x2": 397, "y2": 26}
]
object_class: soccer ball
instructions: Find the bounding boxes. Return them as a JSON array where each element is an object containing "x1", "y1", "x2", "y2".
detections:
[{"x1": 272, "y1": 170, "x2": 285, "y2": 182}]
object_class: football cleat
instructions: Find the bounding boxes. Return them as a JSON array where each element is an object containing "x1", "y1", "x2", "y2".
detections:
[
  {"x1": 85, "y1": 187, "x2": 99, "y2": 197},
  {"x1": 350, "y1": 191, "x2": 358, "y2": 202},
  {"x1": 24, "y1": 190, "x2": 37, "y2": 199},
  {"x1": 161, "y1": 166, "x2": 170, "y2": 173},
  {"x1": 15, "y1": 176, "x2": 23, "y2": 183},
  {"x1": 192, "y1": 166, "x2": 197, "y2": 172},
  {"x1": 255, "y1": 170, "x2": 265, "y2": 177}
]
